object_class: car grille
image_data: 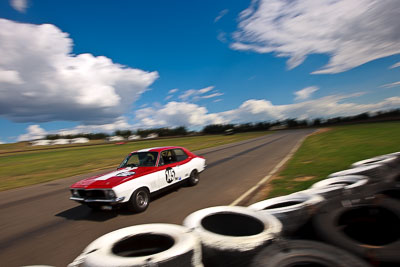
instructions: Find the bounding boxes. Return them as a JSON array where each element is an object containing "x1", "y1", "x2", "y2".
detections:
[{"x1": 75, "y1": 189, "x2": 107, "y2": 199}]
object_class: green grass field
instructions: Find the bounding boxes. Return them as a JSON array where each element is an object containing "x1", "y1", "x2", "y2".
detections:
[
  {"x1": 268, "y1": 122, "x2": 400, "y2": 198},
  {"x1": 0, "y1": 132, "x2": 270, "y2": 191}
]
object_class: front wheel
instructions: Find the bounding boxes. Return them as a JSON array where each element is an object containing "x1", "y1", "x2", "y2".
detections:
[
  {"x1": 127, "y1": 188, "x2": 150, "y2": 212},
  {"x1": 187, "y1": 170, "x2": 199, "y2": 186}
]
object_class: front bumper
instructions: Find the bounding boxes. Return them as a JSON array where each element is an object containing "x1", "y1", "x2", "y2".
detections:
[{"x1": 69, "y1": 196, "x2": 125, "y2": 204}]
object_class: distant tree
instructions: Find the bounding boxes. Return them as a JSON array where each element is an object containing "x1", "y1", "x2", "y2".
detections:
[
  {"x1": 312, "y1": 118, "x2": 321, "y2": 126},
  {"x1": 202, "y1": 124, "x2": 235, "y2": 134},
  {"x1": 114, "y1": 130, "x2": 133, "y2": 138}
]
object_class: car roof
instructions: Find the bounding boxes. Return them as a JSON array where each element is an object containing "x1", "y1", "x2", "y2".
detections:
[{"x1": 132, "y1": 146, "x2": 185, "y2": 153}]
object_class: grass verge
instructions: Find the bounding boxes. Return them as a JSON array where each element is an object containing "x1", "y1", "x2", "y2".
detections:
[
  {"x1": 268, "y1": 122, "x2": 400, "y2": 198},
  {"x1": 0, "y1": 132, "x2": 270, "y2": 191}
]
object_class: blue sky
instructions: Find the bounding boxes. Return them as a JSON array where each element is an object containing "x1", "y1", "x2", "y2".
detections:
[{"x1": 0, "y1": 0, "x2": 399, "y2": 143}]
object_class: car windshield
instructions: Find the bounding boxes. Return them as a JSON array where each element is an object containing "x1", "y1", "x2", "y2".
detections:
[{"x1": 119, "y1": 152, "x2": 159, "y2": 168}]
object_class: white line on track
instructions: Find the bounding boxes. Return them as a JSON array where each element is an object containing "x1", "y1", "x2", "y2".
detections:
[{"x1": 229, "y1": 133, "x2": 309, "y2": 206}]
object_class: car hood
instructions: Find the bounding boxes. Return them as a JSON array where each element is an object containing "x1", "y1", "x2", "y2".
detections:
[{"x1": 70, "y1": 166, "x2": 156, "y2": 189}]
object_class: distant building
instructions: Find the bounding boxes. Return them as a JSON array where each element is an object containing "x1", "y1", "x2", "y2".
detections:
[
  {"x1": 270, "y1": 124, "x2": 288, "y2": 130},
  {"x1": 128, "y1": 135, "x2": 141, "y2": 140},
  {"x1": 71, "y1": 137, "x2": 89, "y2": 144},
  {"x1": 107, "y1": 136, "x2": 125, "y2": 142},
  {"x1": 145, "y1": 133, "x2": 159, "y2": 139},
  {"x1": 52, "y1": 139, "x2": 70, "y2": 145},
  {"x1": 31, "y1": 140, "x2": 52, "y2": 146}
]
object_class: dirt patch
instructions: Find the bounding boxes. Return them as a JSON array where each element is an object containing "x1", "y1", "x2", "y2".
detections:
[
  {"x1": 244, "y1": 175, "x2": 283, "y2": 205},
  {"x1": 293, "y1": 176, "x2": 315, "y2": 182},
  {"x1": 310, "y1": 128, "x2": 331, "y2": 136}
]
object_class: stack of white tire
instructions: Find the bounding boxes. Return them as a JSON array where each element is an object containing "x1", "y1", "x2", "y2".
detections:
[{"x1": 68, "y1": 151, "x2": 400, "y2": 267}]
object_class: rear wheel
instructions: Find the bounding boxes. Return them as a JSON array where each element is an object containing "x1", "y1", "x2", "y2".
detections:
[
  {"x1": 127, "y1": 188, "x2": 150, "y2": 212},
  {"x1": 187, "y1": 170, "x2": 199, "y2": 186}
]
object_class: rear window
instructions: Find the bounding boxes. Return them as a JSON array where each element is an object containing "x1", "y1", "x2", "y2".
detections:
[
  {"x1": 173, "y1": 149, "x2": 188, "y2": 162},
  {"x1": 159, "y1": 150, "x2": 177, "y2": 165}
]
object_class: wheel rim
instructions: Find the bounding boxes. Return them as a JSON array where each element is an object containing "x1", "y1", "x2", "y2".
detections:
[{"x1": 137, "y1": 191, "x2": 148, "y2": 208}]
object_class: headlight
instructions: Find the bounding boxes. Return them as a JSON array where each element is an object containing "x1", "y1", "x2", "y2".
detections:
[
  {"x1": 105, "y1": 190, "x2": 116, "y2": 199},
  {"x1": 71, "y1": 189, "x2": 79, "y2": 197}
]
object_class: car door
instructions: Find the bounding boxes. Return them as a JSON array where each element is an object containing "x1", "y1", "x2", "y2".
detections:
[
  {"x1": 172, "y1": 148, "x2": 191, "y2": 180},
  {"x1": 157, "y1": 149, "x2": 182, "y2": 188}
]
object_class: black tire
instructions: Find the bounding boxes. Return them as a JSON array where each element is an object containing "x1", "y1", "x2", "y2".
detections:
[
  {"x1": 73, "y1": 224, "x2": 202, "y2": 267},
  {"x1": 251, "y1": 239, "x2": 372, "y2": 267},
  {"x1": 127, "y1": 188, "x2": 150, "y2": 213},
  {"x1": 313, "y1": 197, "x2": 400, "y2": 263},
  {"x1": 187, "y1": 169, "x2": 199, "y2": 186}
]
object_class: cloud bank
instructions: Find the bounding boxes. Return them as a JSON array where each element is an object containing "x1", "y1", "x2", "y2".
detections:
[
  {"x1": 134, "y1": 94, "x2": 400, "y2": 129},
  {"x1": 232, "y1": 0, "x2": 400, "y2": 74},
  {"x1": 0, "y1": 19, "x2": 158, "y2": 124}
]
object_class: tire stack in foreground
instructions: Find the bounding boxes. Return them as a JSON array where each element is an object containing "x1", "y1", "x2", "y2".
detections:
[{"x1": 68, "y1": 152, "x2": 400, "y2": 267}]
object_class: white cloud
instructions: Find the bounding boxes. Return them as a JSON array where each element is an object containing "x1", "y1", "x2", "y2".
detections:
[
  {"x1": 17, "y1": 125, "x2": 47, "y2": 141},
  {"x1": 133, "y1": 94, "x2": 400, "y2": 129},
  {"x1": 179, "y1": 86, "x2": 223, "y2": 102},
  {"x1": 294, "y1": 86, "x2": 319, "y2": 101},
  {"x1": 135, "y1": 102, "x2": 225, "y2": 128},
  {"x1": 380, "y1": 81, "x2": 400, "y2": 88},
  {"x1": 0, "y1": 139, "x2": 4, "y2": 144},
  {"x1": 10, "y1": 0, "x2": 27, "y2": 13},
  {"x1": 58, "y1": 117, "x2": 131, "y2": 136},
  {"x1": 54, "y1": 93, "x2": 400, "y2": 132},
  {"x1": 168, "y1": 88, "x2": 178, "y2": 94},
  {"x1": 215, "y1": 9, "x2": 229, "y2": 23},
  {"x1": 220, "y1": 94, "x2": 400, "y2": 123},
  {"x1": 0, "y1": 19, "x2": 158, "y2": 124},
  {"x1": 165, "y1": 88, "x2": 178, "y2": 100},
  {"x1": 198, "y1": 86, "x2": 214, "y2": 94},
  {"x1": 232, "y1": 0, "x2": 400, "y2": 74},
  {"x1": 217, "y1": 32, "x2": 227, "y2": 43},
  {"x1": 390, "y1": 62, "x2": 400, "y2": 69},
  {"x1": 202, "y1": 93, "x2": 224, "y2": 99}
]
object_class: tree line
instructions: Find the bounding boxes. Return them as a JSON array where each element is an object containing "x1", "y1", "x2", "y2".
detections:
[{"x1": 46, "y1": 109, "x2": 400, "y2": 139}]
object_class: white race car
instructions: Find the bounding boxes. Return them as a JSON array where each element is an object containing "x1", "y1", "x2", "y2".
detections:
[{"x1": 70, "y1": 146, "x2": 206, "y2": 212}]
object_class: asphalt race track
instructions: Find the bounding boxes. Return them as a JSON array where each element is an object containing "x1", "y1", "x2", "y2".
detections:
[{"x1": 0, "y1": 129, "x2": 313, "y2": 266}]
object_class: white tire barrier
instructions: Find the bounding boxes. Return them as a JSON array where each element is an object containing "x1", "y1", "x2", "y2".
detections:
[
  {"x1": 249, "y1": 193, "x2": 324, "y2": 236},
  {"x1": 328, "y1": 164, "x2": 385, "y2": 179},
  {"x1": 327, "y1": 164, "x2": 399, "y2": 185},
  {"x1": 183, "y1": 206, "x2": 282, "y2": 267},
  {"x1": 351, "y1": 155, "x2": 398, "y2": 168},
  {"x1": 69, "y1": 224, "x2": 203, "y2": 267},
  {"x1": 300, "y1": 184, "x2": 345, "y2": 199},
  {"x1": 311, "y1": 175, "x2": 369, "y2": 195}
]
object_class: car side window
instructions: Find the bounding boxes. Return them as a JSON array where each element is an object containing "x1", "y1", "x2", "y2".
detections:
[
  {"x1": 173, "y1": 149, "x2": 188, "y2": 162},
  {"x1": 160, "y1": 150, "x2": 177, "y2": 165}
]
